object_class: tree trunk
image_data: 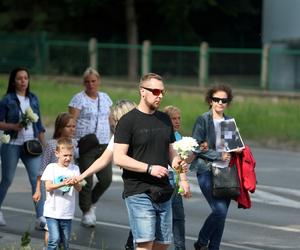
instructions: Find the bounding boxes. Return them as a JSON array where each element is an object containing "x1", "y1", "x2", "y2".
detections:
[{"x1": 125, "y1": 0, "x2": 138, "y2": 81}]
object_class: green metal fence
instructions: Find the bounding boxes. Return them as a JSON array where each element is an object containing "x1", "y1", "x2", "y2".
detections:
[{"x1": 0, "y1": 32, "x2": 299, "y2": 91}]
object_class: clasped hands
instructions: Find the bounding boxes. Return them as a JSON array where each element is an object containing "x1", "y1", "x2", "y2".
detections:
[{"x1": 63, "y1": 177, "x2": 80, "y2": 186}]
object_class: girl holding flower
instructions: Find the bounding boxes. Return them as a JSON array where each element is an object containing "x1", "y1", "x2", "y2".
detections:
[{"x1": 0, "y1": 67, "x2": 46, "y2": 228}]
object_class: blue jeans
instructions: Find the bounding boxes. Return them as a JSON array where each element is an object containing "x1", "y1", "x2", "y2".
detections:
[
  {"x1": 46, "y1": 217, "x2": 72, "y2": 250},
  {"x1": 0, "y1": 144, "x2": 44, "y2": 217},
  {"x1": 125, "y1": 192, "x2": 172, "y2": 245},
  {"x1": 196, "y1": 170, "x2": 230, "y2": 250},
  {"x1": 169, "y1": 170, "x2": 186, "y2": 250},
  {"x1": 172, "y1": 192, "x2": 185, "y2": 250}
]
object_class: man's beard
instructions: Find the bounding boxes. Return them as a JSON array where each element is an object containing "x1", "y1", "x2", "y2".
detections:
[{"x1": 146, "y1": 100, "x2": 160, "y2": 111}]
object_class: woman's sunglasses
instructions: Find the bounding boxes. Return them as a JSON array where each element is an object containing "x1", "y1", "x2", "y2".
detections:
[
  {"x1": 211, "y1": 97, "x2": 229, "y2": 104},
  {"x1": 141, "y1": 86, "x2": 166, "y2": 96}
]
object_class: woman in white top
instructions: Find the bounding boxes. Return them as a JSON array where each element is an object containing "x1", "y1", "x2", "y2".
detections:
[
  {"x1": 69, "y1": 67, "x2": 113, "y2": 227},
  {"x1": 0, "y1": 67, "x2": 46, "y2": 229}
]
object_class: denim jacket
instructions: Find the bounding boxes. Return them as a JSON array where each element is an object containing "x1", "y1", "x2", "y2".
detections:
[
  {"x1": 190, "y1": 110, "x2": 230, "y2": 174},
  {"x1": 0, "y1": 92, "x2": 45, "y2": 139}
]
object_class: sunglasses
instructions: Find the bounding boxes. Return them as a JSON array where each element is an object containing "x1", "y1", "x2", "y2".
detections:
[
  {"x1": 211, "y1": 97, "x2": 229, "y2": 104},
  {"x1": 141, "y1": 86, "x2": 166, "y2": 96}
]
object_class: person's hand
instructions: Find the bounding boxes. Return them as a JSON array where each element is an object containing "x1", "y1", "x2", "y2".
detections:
[
  {"x1": 234, "y1": 147, "x2": 244, "y2": 154},
  {"x1": 32, "y1": 190, "x2": 41, "y2": 202},
  {"x1": 221, "y1": 152, "x2": 231, "y2": 161},
  {"x1": 64, "y1": 178, "x2": 74, "y2": 186},
  {"x1": 179, "y1": 180, "x2": 192, "y2": 198},
  {"x1": 172, "y1": 156, "x2": 189, "y2": 172},
  {"x1": 68, "y1": 177, "x2": 80, "y2": 186},
  {"x1": 179, "y1": 160, "x2": 189, "y2": 173},
  {"x1": 75, "y1": 176, "x2": 83, "y2": 183},
  {"x1": 149, "y1": 165, "x2": 169, "y2": 178}
]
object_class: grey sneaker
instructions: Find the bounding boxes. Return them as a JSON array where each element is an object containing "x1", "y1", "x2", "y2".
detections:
[
  {"x1": 35, "y1": 216, "x2": 47, "y2": 231},
  {"x1": 90, "y1": 204, "x2": 97, "y2": 222},
  {"x1": 0, "y1": 211, "x2": 6, "y2": 226},
  {"x1": 81, "y1": 211, "x2": 96, "y2": 227}
]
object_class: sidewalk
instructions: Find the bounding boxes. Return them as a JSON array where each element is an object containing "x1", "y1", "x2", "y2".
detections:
[
  {"x1": 0, "y1": 230, "x2": 44, "y2": 249},
  {"x1": 0, "y1": 229, "x2": 95, "y2": 250}
]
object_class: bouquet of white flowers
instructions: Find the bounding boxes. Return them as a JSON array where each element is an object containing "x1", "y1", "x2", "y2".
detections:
[
  {"x1": 0, "y1": 134, "x2": 10, "y2": 144},
  {"x1": 20, "y1": 107, "x2": 39, "y2": 129},
  {"x1": 173, "y1": 136, "x2": 198, "y2": 194},
  {"x1": 173, "y1": 136, "x2": 198, "y2": 159}
]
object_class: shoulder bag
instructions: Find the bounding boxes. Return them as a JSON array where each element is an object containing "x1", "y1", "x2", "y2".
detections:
[
  {"x1": 212, "y1": 164, "x2": 240, "y2": 199},
  {"x1": 147, "y1": 185, "x2": 174, "y2": 203},
  {"x1": 23, "y1": 140, "x2": 43, "y2": 156}
]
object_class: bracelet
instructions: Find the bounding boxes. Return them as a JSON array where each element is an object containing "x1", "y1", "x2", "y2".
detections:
[{"x1": 147, "y1": 164, "x2": 153, "y2": 174}]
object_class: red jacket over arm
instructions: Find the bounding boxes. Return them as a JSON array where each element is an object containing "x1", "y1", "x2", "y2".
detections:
[{"x1": 232, "y1": 145, "x2": 256, "y2": 209}]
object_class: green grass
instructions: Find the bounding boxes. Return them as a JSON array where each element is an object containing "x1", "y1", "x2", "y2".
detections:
[{"x1": 1, "y1": 75, "x2": 300, "y2": 148}]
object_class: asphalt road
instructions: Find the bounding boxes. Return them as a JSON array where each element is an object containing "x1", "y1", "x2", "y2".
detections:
[{"x1": 0, "y1": 146, "x2": 300, "y2": 249}]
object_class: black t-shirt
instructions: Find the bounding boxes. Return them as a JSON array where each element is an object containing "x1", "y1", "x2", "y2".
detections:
[{"x1": 114, "y1": 108, "x2": 175, "y2": 197}]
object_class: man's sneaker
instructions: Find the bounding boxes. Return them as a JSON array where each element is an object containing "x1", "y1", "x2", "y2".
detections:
[
  {"x1": 194, "y1": 242, "x2": 208, "y2": 250},
  {"x1": 35, "y1": 216, "x2": 47, "y2": 231},
  {"x1": 0, "y1": 211, "x2": 6, "y2": 226},
  {"x1": 81, "y1": 211, "x2": 96, "y2": 227}
]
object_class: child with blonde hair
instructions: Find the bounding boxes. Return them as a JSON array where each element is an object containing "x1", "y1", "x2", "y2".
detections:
[{"x1": 41, "y1": 137, "x2": 81, "y2": 249}]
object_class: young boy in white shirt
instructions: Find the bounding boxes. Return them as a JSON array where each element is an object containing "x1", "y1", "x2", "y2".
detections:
[{"x1": 41, "y1": 137, "x2": 82, "y2": 249}]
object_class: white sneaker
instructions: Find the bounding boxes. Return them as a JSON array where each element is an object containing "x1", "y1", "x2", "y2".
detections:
[
  {"x1": 35, "y1": 216, "x2": 47, "y2": 231},
  {"x1": 90, "y1": 204, "x2": 97, "y2": 222},
  {"x1": 0, "y1": 211, "x2": 6, "y2": 226},
  {"x1": 81, "y1": 211, "x2": 96, "y2": 227}
]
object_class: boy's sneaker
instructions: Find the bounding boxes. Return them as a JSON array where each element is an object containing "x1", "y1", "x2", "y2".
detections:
[
  {"x1": 81, "y1": 211, "x2": 96, "y2": 227},
  {"x1": 0, "y1": 211, "x2": 6, "y2": 226},
  {"x1": 35, "y1": 216, "x2": 47, "y2": 231}
]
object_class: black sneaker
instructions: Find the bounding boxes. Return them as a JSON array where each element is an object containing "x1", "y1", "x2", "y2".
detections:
[{"x1": 194, "y1": 242, "x2": 208, "y2": 250}]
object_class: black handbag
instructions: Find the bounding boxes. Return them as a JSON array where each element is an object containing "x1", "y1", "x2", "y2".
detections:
[
  {"x1": 78, "y1": 133, "x2": 99, "y2": 155},
  {"x1": 147, "y1": 185, "x2": 174, "y2": 203},
  {"x1": 212, "y1": 165, "x2": 240, "y2": 199},
  {"x1": 23, "y1": 140, "x2": 43, "y2": 156}
]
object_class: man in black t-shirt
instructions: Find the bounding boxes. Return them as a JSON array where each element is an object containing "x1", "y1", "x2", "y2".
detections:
[{"x1": 114, "y1": 73, "x2": 190, "y2": 250}]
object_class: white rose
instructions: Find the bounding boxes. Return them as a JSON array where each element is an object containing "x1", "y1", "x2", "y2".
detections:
[
  {"x1": 173, "y1": 137, "x2": 198, "y2": 159},
  {"x1": 1, "y1": 134, "x2": 10, "y2": 144},
  {"x1": 25, "y1": 107, "x2": 39, "y2": 123}
]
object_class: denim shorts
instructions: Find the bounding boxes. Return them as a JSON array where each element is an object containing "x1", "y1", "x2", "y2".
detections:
[{"x1": 125, "y1": 192, "x2": 172, "y2": 244}]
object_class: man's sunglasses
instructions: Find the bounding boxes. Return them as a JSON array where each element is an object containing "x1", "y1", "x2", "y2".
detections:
[
  {"x1": 211, "y1": 97, "x2": 229, "y2": 104},
  {"x1": 141, "y1": 86, "x2": 166, "y2": 96}
]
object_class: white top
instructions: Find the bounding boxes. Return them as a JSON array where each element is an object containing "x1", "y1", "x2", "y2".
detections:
[
  {"x1": 212, "y1": 118, "x2": 229, "y2": 169},
  {"x1": 68, "y1": 91, "x2": 112, "y2": 144},
  {"x1": 41, "y1": 163, "x2": 80, "y2": 219},
  {"x1": 107, "y1": 135, "x2": 114, "y2": 151},
  {"x1": 10, "y1": 95, "x2": 34, "y2": 145}
]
